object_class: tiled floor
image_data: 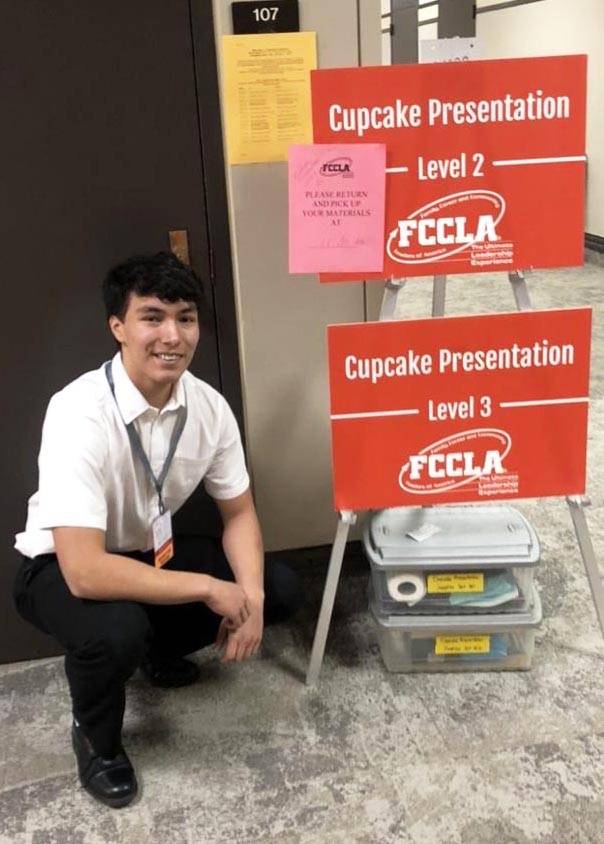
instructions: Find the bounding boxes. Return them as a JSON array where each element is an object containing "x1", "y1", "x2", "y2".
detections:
[{"x1": 1, "y1": 259, "x2": 603, "y2": 843}]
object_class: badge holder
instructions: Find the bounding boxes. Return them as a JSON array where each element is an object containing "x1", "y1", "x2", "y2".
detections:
[
  {"x1": 104, "y1": 359, "x2": 185, "y2": 571},
  {"x1": 152, "y1": 509, "x2": 174, "y2": 568},
  {"x1": 306, "y1": 271, "x2": 604, "y2": 686}
]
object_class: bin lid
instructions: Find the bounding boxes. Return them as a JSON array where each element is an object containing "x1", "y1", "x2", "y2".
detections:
[
  {"x1": 370, "y1": 582, "x2": 542, "y2": 633},
  {"x1": 364, "y1": 505, "x2": 540, "y2": 569}
]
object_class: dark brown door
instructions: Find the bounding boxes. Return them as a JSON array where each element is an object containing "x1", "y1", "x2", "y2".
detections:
[{"x1": 0, "y1": 1, "x2": 238, "y2": 662}]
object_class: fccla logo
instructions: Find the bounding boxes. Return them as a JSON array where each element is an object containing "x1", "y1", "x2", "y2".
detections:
[
  {"x1": 320, "y1": 157, "x2": 353, "y2": 178},
  {"x1": 387, "y1": 190, "x2": 505, "y2": 264},
  {"x1": 398, "y1": 428, "x2": 512, "y2": 494}
]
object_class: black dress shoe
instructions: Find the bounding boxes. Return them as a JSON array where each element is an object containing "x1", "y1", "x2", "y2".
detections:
[
  {"x1": 71, "y1": 721, "x2": 137, "y2": 809},
  {"x1": 141, "y1": 654, "x2": 200, "y2": 688}
]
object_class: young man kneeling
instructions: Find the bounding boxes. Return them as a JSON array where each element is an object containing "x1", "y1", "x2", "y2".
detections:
[{"x1": 14, "y1": 252, "x2": 299, "y2": 808}]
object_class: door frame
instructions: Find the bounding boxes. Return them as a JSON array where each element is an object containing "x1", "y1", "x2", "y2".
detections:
[{"x1": 188, "y1": 0, "x2": 245, "y2": 436}]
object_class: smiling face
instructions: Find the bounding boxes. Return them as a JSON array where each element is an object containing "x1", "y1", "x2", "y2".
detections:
[{"x1": 108, "y1": 294, "x2": 200, "y2": 407}]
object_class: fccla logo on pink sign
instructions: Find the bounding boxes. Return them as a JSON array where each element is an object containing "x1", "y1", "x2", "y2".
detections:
[
  {"x1": 320, "y1": 157, "x2": 354, "y2": 178},
  {"x1": 386, "y1": 190, "x2": 506, "y2": 264},
  {"x1": 399, "y1": 428, "x2": 512, "y2": 494}
]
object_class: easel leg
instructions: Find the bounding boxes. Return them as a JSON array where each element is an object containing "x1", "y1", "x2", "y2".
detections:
[
  {"x1": 432, "y1": 274, "x2": 447, "y2": 317},
  {"x1": 566, "y1": 496, "x2": 604, "y2": 637},
  {"x1": 508, "y1": 270, "x2": 532, "y2": 310},
  {"x1": 379, "y1": 279, "x2": 406, "y2": 320},
  {"x1": 306, "y1": 511, "x2": 356, "y2": 686},
  {"x1": 507, "y1": 272, "x2": 603, "y2": 640}
]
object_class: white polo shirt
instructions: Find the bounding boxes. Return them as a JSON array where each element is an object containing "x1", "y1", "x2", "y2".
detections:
[{"x1": 15, "y1": 353, "x2": 250, "y2": 558}]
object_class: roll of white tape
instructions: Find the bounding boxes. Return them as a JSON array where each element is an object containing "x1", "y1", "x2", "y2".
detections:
[{"x1": 386, "y1": 573, "x2": 426, "y2": 606}]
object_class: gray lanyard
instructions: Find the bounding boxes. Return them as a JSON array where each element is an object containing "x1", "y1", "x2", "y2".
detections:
[{"x1": 104, "y1": 360, "x2": 187, "y2": 515}]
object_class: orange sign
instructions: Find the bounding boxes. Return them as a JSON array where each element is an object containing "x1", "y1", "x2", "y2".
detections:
[
  {"x1": 328, "y1": 308, "x2": 591, "y2": 510},
  {"x1": 311, "y1": 55, "x2": 587, "y2": 280}
]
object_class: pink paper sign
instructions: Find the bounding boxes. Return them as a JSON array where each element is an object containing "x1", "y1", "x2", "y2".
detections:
[{"x1": 288, "y1": 143, "x2": 386, "y2": 274}]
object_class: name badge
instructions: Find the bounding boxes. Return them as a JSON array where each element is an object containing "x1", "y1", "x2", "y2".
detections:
[{"x1": 152, "y1": 510, "x2": 174, "y2": 568}]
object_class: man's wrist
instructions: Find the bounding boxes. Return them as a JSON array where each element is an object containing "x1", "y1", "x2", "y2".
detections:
[
  {"x1": 197, "y1": 573, "x2": 214, "y2": 603},
  {"x1": 243, "y1": 586, "x2": 265, "y2": 607}
]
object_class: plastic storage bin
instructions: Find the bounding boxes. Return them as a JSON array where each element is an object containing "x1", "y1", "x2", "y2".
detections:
[
  {"x1": 370, "y1": 584, "x2": 542, "y2": 673},
  {"x1": 364, "y1": 505, "x2": 540, "y2": 615}
]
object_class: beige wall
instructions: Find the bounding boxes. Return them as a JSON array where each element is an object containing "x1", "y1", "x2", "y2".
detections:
[{"x1": 212, "y1": 1, "x2": 381, "y2": 550}]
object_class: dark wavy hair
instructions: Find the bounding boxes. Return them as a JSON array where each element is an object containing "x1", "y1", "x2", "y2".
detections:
[{"x1": 102, "y1": 251, "x2": 210, "y2": 327}]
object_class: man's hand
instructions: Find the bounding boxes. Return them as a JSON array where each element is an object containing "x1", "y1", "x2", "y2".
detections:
[
  {"x1": 215, "y1": 601, "x2": 264, "y2": 663},
  {"x1": 205, "y1": 577, "x2": 251, "y2": 628}
]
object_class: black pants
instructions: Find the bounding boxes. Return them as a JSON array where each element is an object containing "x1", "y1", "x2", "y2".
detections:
[{"x1": 13, "y1": 536, "x2": 301, "y2": 758}]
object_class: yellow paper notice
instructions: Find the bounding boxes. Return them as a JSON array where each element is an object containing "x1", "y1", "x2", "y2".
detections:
[
  {"x1": 222, "y1": 32, "x2": 317, "y2": 164},
  {"x1": 434, "y1": 635, "x2": 491, "y2": 656},
  {"x1": 427, "y1": 572, "x2": 485, "y2": 593}
]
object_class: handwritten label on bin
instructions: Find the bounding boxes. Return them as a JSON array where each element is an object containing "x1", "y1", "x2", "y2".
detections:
[
  {"x1": 434, "y1": 634, "x2": 491, "y2": 655},
  {"x1": 427, "y1": 573, "x2": 485, "y2": 593}
]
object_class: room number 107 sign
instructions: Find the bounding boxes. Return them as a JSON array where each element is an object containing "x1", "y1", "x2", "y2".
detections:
[{"x1": 231, "y1": 0, "x2": 299, "y2": 33}]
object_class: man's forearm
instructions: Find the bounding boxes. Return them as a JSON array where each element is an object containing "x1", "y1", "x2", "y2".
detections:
[
  {"x1": 70, "y1": 552, "x2": 212, "y2": 605},
  {"x1": 221, "y1": 509, "x2": 264, "y2": 602}
]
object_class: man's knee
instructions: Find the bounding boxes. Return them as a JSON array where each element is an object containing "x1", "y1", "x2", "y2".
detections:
[
  {"x1": 264, "y1": 562, "x2": 303, "y2": 624},
  {"x1": 76, "y1": 603, "x2": 151, "y2": 677}
]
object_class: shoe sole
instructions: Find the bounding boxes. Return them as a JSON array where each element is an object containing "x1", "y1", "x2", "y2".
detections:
[{"x1": 81, "y1": 783, "x2": 138, "y2": 809}]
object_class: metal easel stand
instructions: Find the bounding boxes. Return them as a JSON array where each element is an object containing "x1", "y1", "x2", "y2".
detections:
[
  {"x1": 434, "y1": 270, "x2": 604, "y2": 639},
  {"x1": 306, "y1": 510, "x2": 357, "y2": 685},
  {"x1": 306, "y1": 269, "x2": 604, "y2": 686},
  {"x1": 379, "y1": 277, "x2": 406, "y2": 319},
  {"x1": 306, "y1": 277, "x2": 407, "y2": 686}
]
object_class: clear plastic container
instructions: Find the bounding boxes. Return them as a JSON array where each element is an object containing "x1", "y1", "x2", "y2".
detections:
[
  {"x1": 370, "y1": 584, "x2": 542, "y2": 673},
  {"x1": 364, "y1": 505, "x2": 540, "y2": 615},
  {"x1": 371, "y1": 565, "x2": 536, "y2": 615}
]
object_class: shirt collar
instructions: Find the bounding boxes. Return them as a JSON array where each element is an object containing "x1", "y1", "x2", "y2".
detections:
[{"x1": 109, "y1": 352, "x2": 186, "y2": 424}]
